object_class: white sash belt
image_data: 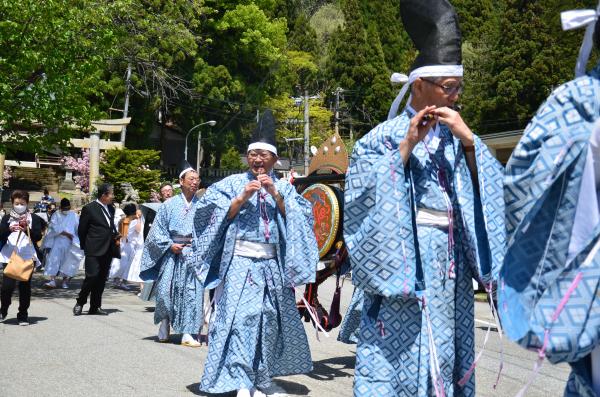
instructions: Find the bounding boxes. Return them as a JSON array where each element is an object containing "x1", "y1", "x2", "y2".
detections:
[
  {"x1": 234, "y1": 240, "x2": 277, "y2": 259},
  {"x1": 415, "y1": 208, "x2": 449, "y2": 229}
]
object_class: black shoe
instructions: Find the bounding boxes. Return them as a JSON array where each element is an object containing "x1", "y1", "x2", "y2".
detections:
[
  {"x1": 73, "y1": 304, "x2": 83, "y2": 316},
  {"x1": 0, "y1": 313, "x2": 5, "y2": 323},
  {"x1": 88, "y1": 308, "x2": 108, "y2": 315}
]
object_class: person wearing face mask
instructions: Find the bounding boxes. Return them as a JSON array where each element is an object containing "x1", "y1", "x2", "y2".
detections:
[
  {"x1": 42, "y1": 198, "x2": 83, "y2": 289},
  {"x1": 0, "y1": 190, "x2": 47, "y2": 325}
]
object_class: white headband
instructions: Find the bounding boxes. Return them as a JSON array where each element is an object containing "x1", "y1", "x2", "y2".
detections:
[
  {"x1": 561, "y1": 5, "x2": 600, "y2": 77},
  {"x1": 387, "y1": 64, "x2": 464, "y2": 120},
  {"x1": 248, "y1": 142, "x2": 277, "y2": 156},
  {"x1": 179, "y1": 167, "x2": 195, "y2": 179}
]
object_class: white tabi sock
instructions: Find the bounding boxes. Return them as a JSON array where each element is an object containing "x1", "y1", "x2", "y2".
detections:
[{"x1": 237, "y1": 388, "x2": 251, "y2": 397}]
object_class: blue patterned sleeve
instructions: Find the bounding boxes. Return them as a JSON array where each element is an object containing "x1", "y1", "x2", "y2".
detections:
[
  {"x1": 140, "y1": 203, "x2": 174, "y2": 281},
  {"x1": 188, "y1": 178, "x2": 235, "y2": 288},
  {"x1": 275, "y1": 181, "x2": 319, "y2": 286},
  {"x1": 455, "y1": 136, "x2": 506, "y2": 283},
  {"x1": 344, "y1": 120, "x2": 419, "y2": 299}
]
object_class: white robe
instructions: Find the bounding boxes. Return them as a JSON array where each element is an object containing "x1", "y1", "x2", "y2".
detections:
[
  {"x1": 0, "y1": 214, "x2": 39, "y2": 265},
  {"x1": 125, "y1": 218, "x2": 144, "y2": 282},
  {"x1": 42, "y1": 211, "x2": 83, "y2": 277},
  {"x1": 110, "y1": 217, "x2": 144, "y2": 281},
  {"x1": 109, "y1": 210, "x2": 126, "y2": 279}
]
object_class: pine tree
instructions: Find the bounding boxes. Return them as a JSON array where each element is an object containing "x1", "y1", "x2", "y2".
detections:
[
  {"x1": 325, "y1": 0, "x2": 394, "y2": 135},
  {"x1": 358, "y1": 0, "x2": 414, "y2": 73},
  {"x1": 474, "y1": 0, "x2": 595, "y2": 134}
]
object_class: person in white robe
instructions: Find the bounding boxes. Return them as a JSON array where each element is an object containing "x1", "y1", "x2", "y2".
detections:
[
  {"x1": 109, "y1": 203, "x2": 137, "y2": 290},
  {"x1": 125, "y1": 209, "x2": 144, "y2": 294},
  {"x1": 42, "y1": 198, "x2": 83, "y2": 289}
]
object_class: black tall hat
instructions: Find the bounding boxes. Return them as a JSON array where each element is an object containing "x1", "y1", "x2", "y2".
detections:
[
  {"x1": 387, "y1": 0, "x2": 464, "y2": 120},
  {"x1": 248, "y1": 109, "x2": 277, "y2": 156},
  {"x1": 178, "y1": 159, "x2": 195, "y2": 179},
  {"x1": 401, "y1": 0, "x2": 462, "y2": 72}
]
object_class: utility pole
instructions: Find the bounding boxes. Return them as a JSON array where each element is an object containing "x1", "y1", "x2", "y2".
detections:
[
  {"x1": 0, "y1": 153, "x2": 5, "y2": 199},
  {"x1": 304, "y1": 89, "x2": 310, "y2": 176},
  {"x1": 120, "y1": 64, "x2": 132, "y2": 145},
  {"x1": 334, "y1": 87, "x2": 342, "y2": 136}
]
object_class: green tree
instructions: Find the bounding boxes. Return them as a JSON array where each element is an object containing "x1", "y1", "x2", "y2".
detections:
[
  {"x1": 325, "y1": 0, "x2": 394, "y2": 135},
  {"x1": 358, "y1": 0, "x2": 414, "y2": 73},
  {"x1": 0, "y1": 0, "x2": 122, "y2": 155},
  {"x1": 267, "y1": 94, "x2": 334, "y2": 151},
  {"x1": 220, "y1": 147, "x2": 245, "y2": 170},
  {"x1": 189, "y1": 3, "x2": 290, "y2": 167},
  {"x1": 100, "y1": 148, "x2": 161, "y2": 202},
  {"x1": 472, "y1": 0, "x2": 596, "y2": 134},
  {"x1": 310, "y1": 3, "x2": 345, "y2": 71}
]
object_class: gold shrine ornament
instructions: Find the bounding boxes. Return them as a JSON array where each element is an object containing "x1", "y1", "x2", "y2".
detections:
[{"x1": 308, "y1": 132, "x2": 348, "y2": 175}]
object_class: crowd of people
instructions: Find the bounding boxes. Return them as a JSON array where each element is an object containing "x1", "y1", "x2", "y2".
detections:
[
  {"x1": 0, "y1": 184, "x2": 175, "y2": 323},
  {"x1": 1, "y1": 1, "x2": 600, "y2": 397}
]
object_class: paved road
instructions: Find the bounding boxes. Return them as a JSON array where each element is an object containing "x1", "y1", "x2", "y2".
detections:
[{"x1": 0, "y1": 272, "x2": 568, "y2": 396}]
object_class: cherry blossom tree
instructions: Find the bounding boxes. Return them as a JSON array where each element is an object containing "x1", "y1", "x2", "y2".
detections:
[
  {"x1": 62, "y1": 149, "x2": 104, "y2": 193},
  {"x1": 2, "y1": 166, "x2": 12, "y2": 187}
]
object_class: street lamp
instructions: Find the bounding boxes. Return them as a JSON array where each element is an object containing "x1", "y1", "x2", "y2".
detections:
[{"x1": 184, "y1": 121, "x2": 217, "y2": 170}]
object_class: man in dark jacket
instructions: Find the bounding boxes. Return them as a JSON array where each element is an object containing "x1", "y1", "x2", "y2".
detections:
[{"x1": 73, "y1": 183, "x2": 120, "y2": 316}]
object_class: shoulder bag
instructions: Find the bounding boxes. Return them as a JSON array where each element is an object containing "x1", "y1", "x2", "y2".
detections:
[{"x1": 4, "y1": 228, "x2": 35, "y2": 282}]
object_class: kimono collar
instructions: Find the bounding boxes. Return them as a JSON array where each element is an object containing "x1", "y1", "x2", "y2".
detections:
[{"x1": 181, "y1": 192, "x2": 198, "y2": 206}]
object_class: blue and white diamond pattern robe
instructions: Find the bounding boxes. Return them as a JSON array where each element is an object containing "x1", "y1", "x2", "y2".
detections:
[
  {"x1": 337, "y1": 287, "x2": 363, "y2": 344},
  {"x1": 500, "y1": 62, "x2": 600, "y2": 397},
  {"x1": 188, "y1": 171, "x2": 318, "y2": 394},
  {"x1": 345, "y1": 109, "x2": 505, "y2": 397},
  {"x1": 140, "y1": 194, "x2": 204, "y2": 334}
]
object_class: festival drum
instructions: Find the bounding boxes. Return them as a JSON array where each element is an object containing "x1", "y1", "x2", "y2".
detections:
[{"x1": 301, "y1": 183, "x2": 344, "y2": 259}]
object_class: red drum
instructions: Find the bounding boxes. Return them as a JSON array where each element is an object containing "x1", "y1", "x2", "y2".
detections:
[{"x1": 301, "y1": 183, "x2": 343, "y2": 259}]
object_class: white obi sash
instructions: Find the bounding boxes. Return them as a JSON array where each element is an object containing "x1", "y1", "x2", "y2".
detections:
[
  {"x1": 234, "y1": 240, "x2": 277, "y2": 259},
  {"x1": 415, "y1": 208, "x2": 449, "y2": 229}
]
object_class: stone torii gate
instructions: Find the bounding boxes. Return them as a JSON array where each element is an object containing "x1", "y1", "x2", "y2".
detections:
[
  {"x1": 0, "y1": 118, "x2": 130, "y2": 198},
  {"x1": 68, "y1": 117, "x2": 131, "y2": 194}
]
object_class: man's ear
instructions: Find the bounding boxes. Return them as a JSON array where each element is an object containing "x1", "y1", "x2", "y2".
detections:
[{"x1": 412, "y1": 79, "x2": 423, "y2": 96}]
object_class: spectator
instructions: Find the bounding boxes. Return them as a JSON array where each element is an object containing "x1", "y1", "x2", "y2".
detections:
[
  {"x1": 159, "y1": 182, "x2": 173, "y2": 202},
  {"x1": 0, "y1": 190, "x2": 47, "y2": 325},
  {"x1": 109, "y1": 203, "x2": 137, "y2": 290},
  {"x1": 42, "y1": 198, "x2": 83, "y2": 289},
  {"x1": 124, "y1": 208, "x2": 145, "y2": 294},
  {"x1": 73, "y1": 183, "x2": 120, "y2": 316}
]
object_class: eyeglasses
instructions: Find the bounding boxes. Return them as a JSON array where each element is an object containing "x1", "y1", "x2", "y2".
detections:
[
  {"x1": 248, "y1": 151, "x2": 273, "y2": 160},
  {"x1": 421, "y1": 78, "x2": 463, "y2": 96}
]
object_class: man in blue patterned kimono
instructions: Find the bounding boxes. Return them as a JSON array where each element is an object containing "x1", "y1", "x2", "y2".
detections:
[
  {"x1": 188, "y1": 110, "x2": 318, "y2": 397},
  {"x1": 140, "y1": 161, "x2": 204, "y2": 347},
  {"x1": 337, "y1": 287, "x2": 363, "y2": 344},
  {"x1": 344, "y1": 1, "x2": 505, "y2": 396},
  {"x1": 499, "y1": 8, "x2": 600, "y2": 397}
]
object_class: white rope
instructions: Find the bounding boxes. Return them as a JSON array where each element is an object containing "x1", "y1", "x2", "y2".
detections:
[{"x1": 561, "y1": 5, "x2": 600, "y2": 77}]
